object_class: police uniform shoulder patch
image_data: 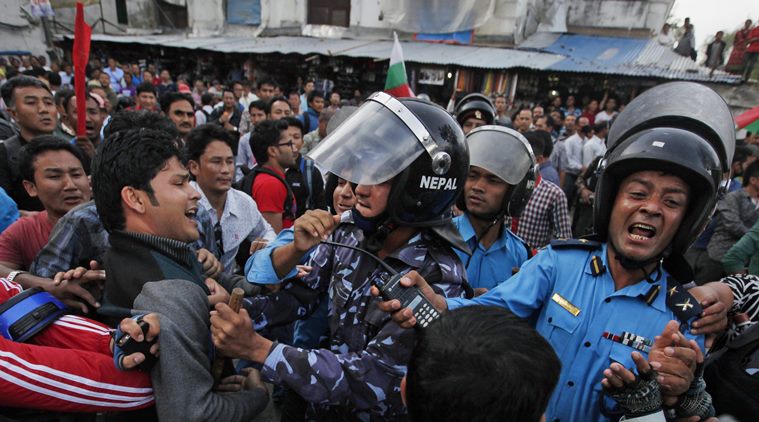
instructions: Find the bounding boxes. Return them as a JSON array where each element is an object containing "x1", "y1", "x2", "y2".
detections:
[
  {"x1": 664, "y1": 277, "x2": 703, "y2": 326},
  {"x1": 589, "y1": 255, "x2": 606, "y2": 276},
  {"x1": 549, "y1": 238, "x2": 602, "y2": 250}
]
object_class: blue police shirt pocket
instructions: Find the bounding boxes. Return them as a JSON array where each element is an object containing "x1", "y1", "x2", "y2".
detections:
[
  {"x1": 545, "y1": 300, "x2": 582, "y2": 347},
  {"x1": 608, "y1": 342, "x2": 636, "y2": 369}
]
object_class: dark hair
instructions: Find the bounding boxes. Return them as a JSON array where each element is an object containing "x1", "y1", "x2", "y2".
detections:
[
  {"x1": 733, "y1": 145, "x2": 751, "y2": 165},
  {"x1": 250, "y1": 119, "x2": 288, "y2": 165},
  {"x1": 103, "y1": 110, "x2": 180, "y2": 140},
  {"x1": 61, "y1": 89, "x2": 101, "y2": 114},
  {"x1": 200, "y1": 93, "x2": 213, "y2": 106},
  {"x1": 54, "y1": 88, "x2": 73, "y2": 108},
  {"x1": 593, "y1": 121, "x2": 609, "y2": 134},
  {"x1": 406, "y1": 306, "x2": 560, "y2": 422},
  {"x1": 185, "y1": 124, "x2": 234, "y2": 162},
  {"x1": 257, "y1": 77, "x2": 277, "y2": 90},
  {"x1": 159, "y1": 92, "x2": 195, "y2": 114},
  {"x1": 744, "y1": 160, "x2": 759, "y2": 187},
  {"x1": 269, "y1": 96, "x2": 290, "y2": 113},
  {"x1": 92, "y1": 128, "x2": 181, "y2": 232},
  {"x1": 1, "y1": 76, "x2": 53, "y2": 107},
  {"x1": 523, "y1": 131, "x2": 546, "y2": 158},
  {"x1": 19, "y1": 135, "x2": 88, "y2": 183},
  {"x1": 136, "y1": 81, "x2": 157, "y2": 96},
  {"x1": 282, "y1": 116, "x2": 304, "y2": 135},
  {"x1": 46, "y1": 71, "x2": 62, "y2": 87},
  {"x1": 307, "y1": 90, "x2": 324, "y2": 105},
  {"x1": 249, "y1": 99, "x2": 267, "y2": 114}
]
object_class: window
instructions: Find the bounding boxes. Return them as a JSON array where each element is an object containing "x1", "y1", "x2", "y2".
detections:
[
  {"x1": 307, "y1": 0, "x2": 350, "y2": 27},
  {"x1": 115, "y1": 0, "x2": 128, "y2": 25}
]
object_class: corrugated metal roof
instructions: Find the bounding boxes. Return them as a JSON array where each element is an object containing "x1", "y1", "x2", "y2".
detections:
[
  {"x1": 520, "y1": 33, "x2": 741, "y2": 84},
  {"x1": 74, "y1": 34, "x2": 564, "y2": 70},
  {"x1": 70, "y1": 33, "x2": 742, "y2": 84}
]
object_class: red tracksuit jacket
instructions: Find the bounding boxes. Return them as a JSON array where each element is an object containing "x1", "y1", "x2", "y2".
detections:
[{"x1": 0, "y1": 277, "x2": 154, "y2": 412}]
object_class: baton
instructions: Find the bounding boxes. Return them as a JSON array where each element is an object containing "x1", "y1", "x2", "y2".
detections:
[{"x1": 212, "y1": 287, "x2": 245, "y2": 383}]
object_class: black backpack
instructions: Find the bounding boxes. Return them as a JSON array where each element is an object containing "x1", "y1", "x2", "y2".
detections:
[
  {"x1": 238, "y1": 165, "x2": 296, "y2": 220},
  {"x1": 704, "y1": 323, "x2": 759, "y2": 421}
]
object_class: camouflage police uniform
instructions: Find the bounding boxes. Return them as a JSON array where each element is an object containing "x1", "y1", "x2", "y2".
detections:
[{"x1": 243, "y1": 213, "x2": 468, "y2": 421}]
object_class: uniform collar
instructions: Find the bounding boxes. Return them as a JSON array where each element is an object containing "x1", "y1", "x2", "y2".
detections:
[
  {"x1": 585, "y1": 243, "x2": 668, "y2": 313},
  {"x1": 338, "y1": 215, "x2": 429, "y2": 270},
  {"x1": 191, "y1": 181, "x2": 243, "y2": 224},
  {"x1": 454, "y1": 214, "x2": 512, "y2": 254}
]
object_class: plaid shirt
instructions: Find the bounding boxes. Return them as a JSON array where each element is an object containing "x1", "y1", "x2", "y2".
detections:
[
  {"x1": 30, "y1": 201, "x2": 218, "y2": 278},
  {"x1": 506, "y1": 178, "x2": 571, "y2": 249}
]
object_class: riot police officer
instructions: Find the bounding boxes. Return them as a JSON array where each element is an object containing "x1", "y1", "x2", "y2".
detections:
[
  {"x1": 455, "y1": 93, "x2": 496, "y2": 134},
  {"x1": 211, "y1": 92, "x2": 470, "y2": 420},
  {"x1": 377, "y1": 82, "x2": 735, "y2": 421},
  {"x1": 454, "y1": 125, "x2": 536, "y2": 293}
]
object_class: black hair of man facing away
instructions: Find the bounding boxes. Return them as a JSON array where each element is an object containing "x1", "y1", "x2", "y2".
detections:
[
  {"x1": 91, "y1": 127, "x2": 268, "y2": 421},
  {"x1": 404, "y1": 305, "x2": 561, "y2": 422}
]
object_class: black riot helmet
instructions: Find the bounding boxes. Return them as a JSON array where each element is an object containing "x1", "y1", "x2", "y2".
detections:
[
  {"x1": 307, "y1": 91, "x2": 468, "y2": 227},
  {"x1": 457, "y1": 125, "x2": 537, "y2": 218},
  {"x1": 455, "y1": 93, "x2": 496, "y2": 127},
  {"x1": 594, "y1": 81, "x2": 733, "y2": 262}
]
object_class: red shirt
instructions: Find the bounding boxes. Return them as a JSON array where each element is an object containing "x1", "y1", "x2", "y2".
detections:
[
  {"x1": 748, "y1": 27, "x2": 759, "y2": 53},
  {"x1": 0, "y1": 210, "x2": 53, "y2": 269},
  {"x1": 251, "y1": 166, "x2": 296, "y2": 229}
]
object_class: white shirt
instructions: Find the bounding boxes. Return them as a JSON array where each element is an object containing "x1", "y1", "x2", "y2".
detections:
[
  {"x1": 195, "y1": 109, "x2": 207, "y2": 126},
  {"x1": 564, "y1": 133, "x2": 586, "y2": 174},
  {"x1": 595, "y1": 110, "x2": 618, "y2": 123},
  {"x1": 239, "y1": 92, "x2": 258, "y2": 109},
  {"x1": 582, "y1": 135, "x2": 606, "y2": 166},
  {"x1": 657, "y1": 31, "x2": 676, "y2": 48},
  {"x1": 190, "y1": 181, "x2": 275, "y2": 273}
]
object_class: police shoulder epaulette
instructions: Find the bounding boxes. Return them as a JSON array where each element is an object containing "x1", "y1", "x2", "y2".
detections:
[
  {"x1": 664, "y1": 277, "x2": 703, "y2": 327},
  {"x1": 549, "y1": 238, "x2": 602, "y2": 250}
]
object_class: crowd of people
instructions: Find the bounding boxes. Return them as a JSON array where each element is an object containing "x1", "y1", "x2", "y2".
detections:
[
  {"x1": 656, "y1": 16, "x2": 759, "y2": 80},
  {"x1": 0, "y1": 51, "x2": 756, "y2": 422}
]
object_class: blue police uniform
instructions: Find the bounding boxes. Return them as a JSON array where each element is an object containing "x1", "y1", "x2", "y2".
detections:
[
  {"x1": 452, "y1": 214, "x2": 530, "y2": 290},
  {"x1": 447, "y1": 241, "x2": 704, "y2": 422}
]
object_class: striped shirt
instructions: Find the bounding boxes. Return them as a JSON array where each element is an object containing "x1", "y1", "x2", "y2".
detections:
[{"x1": 720, "y1": 273, "x2": 759, "y2": 340}]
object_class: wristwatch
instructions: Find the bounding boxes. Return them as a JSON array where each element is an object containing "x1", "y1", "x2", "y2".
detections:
[{"x1": 7, "y1": 270, "x2": 27, "y2": 283}]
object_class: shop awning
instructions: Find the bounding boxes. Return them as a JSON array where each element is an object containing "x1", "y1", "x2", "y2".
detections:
[
  {"x1": 518, "y1": 32, "x2": 741, "y2": 84},
  {"x1": 64, "y1": 33, "x2": 564, "y2": 71}
]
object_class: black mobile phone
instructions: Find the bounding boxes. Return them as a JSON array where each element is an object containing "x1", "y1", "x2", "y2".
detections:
[{"x1": 375, "y1": 273, "x2": 441, "y2": 328}]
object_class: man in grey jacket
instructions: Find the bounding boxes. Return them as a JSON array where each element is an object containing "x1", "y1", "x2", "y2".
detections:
[
  {"x1": 707, "y1": 161, "x2": 759, "y2": 271},
  {"x1": 91, "y1": 125, "x2": 268, "y2": 420}
]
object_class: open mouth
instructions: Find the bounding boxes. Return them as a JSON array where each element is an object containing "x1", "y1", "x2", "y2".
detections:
[
  {"x1": 185, "y1": 207, "x2": 197, "y2": 222},
  {"x1": 628, "y1": 222, "x2": 656, "y2": 241}
]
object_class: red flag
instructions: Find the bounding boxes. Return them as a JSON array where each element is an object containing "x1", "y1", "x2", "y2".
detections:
[{"x1": 73, "y1": 2, "x2": 91, "y2": 137}]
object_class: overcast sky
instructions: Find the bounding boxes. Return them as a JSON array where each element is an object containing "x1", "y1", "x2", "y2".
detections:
[{"x1": 671, "y1": 0, "x2": 759, "y2": 51}]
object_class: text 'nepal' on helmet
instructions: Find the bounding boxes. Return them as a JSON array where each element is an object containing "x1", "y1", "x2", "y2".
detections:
[
  {"x1": 456, "y1": 125, "x2": 537, "y2": 218},
  {"x1": 593, "y1": 81, "x2": 734, "y2": 258},
  {"x1": 455, "y1": 93, "x2": 496, "y2": 126},
  {"x1": 306, "y1": 91, "x2": 468, "y2": 227}
]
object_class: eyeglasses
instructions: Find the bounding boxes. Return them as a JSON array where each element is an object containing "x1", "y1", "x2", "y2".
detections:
[
  {"x1": 277, "y1": 141, "x2": 294, "y2": 149},
  {"x1": 214, "y1": 222, "x2": 224, "y2": 255}
]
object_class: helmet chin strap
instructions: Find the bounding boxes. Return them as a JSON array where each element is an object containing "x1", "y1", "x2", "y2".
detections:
[
  {"x1": 608, "y1": 240, "x2": 670, "y2": 283},
  {"x1": 351, "y1": 208, "x2": 395, "y2": 254}
]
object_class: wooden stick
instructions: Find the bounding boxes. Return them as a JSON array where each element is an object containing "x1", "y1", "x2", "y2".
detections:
[{"x1": 212, "y1": 288, "x2": 245, "y2": 383}]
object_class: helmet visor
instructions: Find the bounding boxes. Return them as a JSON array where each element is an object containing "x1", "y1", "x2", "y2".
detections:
[
  {"x1": 467, "y1": 127, "x2": 534, "y2": 185},
  {"x1": 306, "y1": 100, "x2": 424, "y2": 185}
]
